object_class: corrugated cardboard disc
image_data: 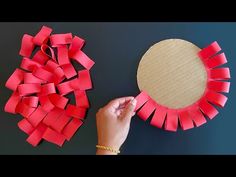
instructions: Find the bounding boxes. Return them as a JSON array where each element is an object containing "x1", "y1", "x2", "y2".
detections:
[{"x1": 137, "y1": 39, "x2": 207, "y2": 109}]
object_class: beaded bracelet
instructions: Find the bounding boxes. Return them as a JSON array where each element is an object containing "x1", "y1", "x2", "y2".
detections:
[{"x1": 96, "y1": 145, "x2": 120, "y2": 154}]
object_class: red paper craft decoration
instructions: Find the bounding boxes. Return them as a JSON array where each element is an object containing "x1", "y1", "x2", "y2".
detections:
[
  {"x1": 5, "y1": 26, "x2": 95, "y2": 147},
  {"x1": 135, "y1": 41, "x2": 230, "y2": 131}
]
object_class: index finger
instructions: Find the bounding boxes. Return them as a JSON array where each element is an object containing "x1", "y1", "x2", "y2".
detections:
[{"x1": 105, "y1": 96, "x2": 134, "y2": 111}]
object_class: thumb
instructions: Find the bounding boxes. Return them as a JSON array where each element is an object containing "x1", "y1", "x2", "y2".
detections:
[{"x1": 121, "y1": 98, "x2": 137, "y2": 122}]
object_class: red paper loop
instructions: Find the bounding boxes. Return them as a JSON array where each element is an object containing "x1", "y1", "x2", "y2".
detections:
[
  {"x1": 50, "y1": 33, "x2": 73, "y2": 47},
  {"x1": 50, "y1": 113, "x2": 71, "y2": 133},
  {"x1": 18, "y1": 83, "x2": 41, "y2": 96},
  {"x1": 39, "y1": 96, "x2": 55, "y2": 112},
  {"x1": 65, "y1": 104, "x2": 86, "y2": 119},
  {"x1": 41, "y1": 44, "x2": 56, "y2": 61},
  {"x1": 137, "y1": 99, "x2": 156, "y2": 121},
  {"x1": 178, "y1": 111, "x2": 194, "y2": 130},
  {"x1": 43, "y1": 107, "x2": 64, "y2": 126},
  {"x1": 15, "y1": 102, "x2": 36, "y2": 118},
  {"x1": 57, "y1": 80, "x2": 74, "y2": 95},
  {"x1": 74, "y1": 90, "x2": 90, "y2": 108},
  {"x1": 20, "y1": 57, "x2": 41, "y2": 71},
  {"x1": 198, "y1": 41, "x2": 221, "y2": 60},
  {"x1": 33, "y1": 26, "x2": 52, "y2": 46},
  {"x1": 70, "y1": 70, "x2": 92, "y2": 90},
  {"x1": 208, "y1": 81, "x2": 230, "y2": 93},
  {"x1": 199, "y1": 99, "x2": 218, "y2": 119},
  {"x1": 188, "y1": 108, "x2": 206, "y2": 127},
  {"x1": 150, "y1": 105, "x2": 167, "y2": 128},
  {"x1": 5, "y1": 68, "x2": 24, "y2": 91},
  {"x1": 62, "y1": 118, "x2": 83, "y2": 141},
  {"x1": 210, "y1": 68, "x2": 230, "y2": 80},
  {"x1": 27, "y1": 106, "x2": 48, "y2": 127},
  {"x1": 206, "y1": 53, "x2": 227, "y2": 68},
  {"x1": 32, "y1": 67, "x2": 54, "y2": 82},
  {"x1": 165, "y1": 110, "x2": 178, "y2": 132},
  {"x1": 19, "y1": 34, "x2": 35, "y2": 57},
  {"x1": 24, "y1": 73, "x2": 46, "y2": 84},
  {"x1": 32, "y1": 50, "x2": 49, "y2": 65},
  {"x1": 48, "y1": 93, "x2": 69, "y2": 109},
  {"x1": 60, "y1": 64, "x2": 77, "y2": 79},
  {"x1": 57, "y1": 45, "x2": 70, "y2": 65},
  {"x1": 18, "y1": 119, "x2": 35, "y2": 135},
  {"x1": 70, "y1": 50, "x2": 95, "y2": 70},
  {"x1": 205, "y1": 90, "x2": 228, "y2": 108},
  {"x1": 69, "y1": 36, "x2": 85, "y2": 56},
  {"x1": 42, "y1": 127, "x2": 66, "y2": 147},
  {"x1": 26, "y1": 123, "x2": 47, "y2": 147},
  {"x1": 39, "y1": 83, "x2": 56, "y2": 96},
  {"x1": 22, "y1": 96, "x2": 39, "y2": 107},
  {"x1": 134, "y1": 91, "x2": 150, "y2": 111},
  {"x1": 4, "y1": 91, "x2": 21, "y2": 114}
]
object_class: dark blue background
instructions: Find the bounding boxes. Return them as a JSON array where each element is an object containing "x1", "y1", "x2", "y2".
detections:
[{"x1": 0, "y1": 22, "x2": 235, "y2": 154}]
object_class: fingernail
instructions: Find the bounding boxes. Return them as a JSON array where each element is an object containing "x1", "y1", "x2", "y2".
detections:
[{"x1": 131, "y1": 98, "x2": 137, "y2": 105}]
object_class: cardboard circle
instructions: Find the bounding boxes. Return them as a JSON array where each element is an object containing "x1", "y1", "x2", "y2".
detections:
[{"x1": 137, "y1": 39, "x2": 207, "y2": 109}]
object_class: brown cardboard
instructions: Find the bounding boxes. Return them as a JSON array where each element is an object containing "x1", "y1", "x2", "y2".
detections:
[{"x1": 137, "y1": 39, "x2": 207, "y2": 109}]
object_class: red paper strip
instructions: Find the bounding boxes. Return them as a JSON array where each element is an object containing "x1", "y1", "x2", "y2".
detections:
[
  {"x1": 16, "y1": 102, "x2": 36, "y2": 118},
  {"x1": 70, "y1": 50, "x2": 95, "y2": 70},
  {"x1": 198, "y1": 41, "x2": 221, "y2": 60},
  {"x1": 74, "y1": 90, "x2": 90, "y2": 108},
  {"x1": 20, "y1": 57, "x2": 41, "y2": 71},
  {"x1": 69, "y1": 36, "x2": 85, "y2": 56},
  {"x1": 39, "y1": 96, "x2": 55, "y2": 112},
  {"x1": 150, "y1": 105, "x2": 167, "y2": 128},
  {"x1": 43, "y1": 107, "x2": 64, "y2": 126},
  {"x1": 42, "y1": 127, "x2": 66, "y2": 147},
  {"x1": 134, "y1": 91, "x2": 150, "y2": 111},
  {"x1": 50, "y1": 33, "x2": 73, "y2": 47},
  {"x1": 22, "y1": 96, "x2": 39, "y2": 107},
  {"x1": 206, "y1": 53, "x2": 227, "y2": 68},
  {"x1": 199, "y1": 99, "x2": 218, "y2": 119},
  {"x1": 188, "y1": 108, "x2": 206, "y2": 127},
  {"x1": 27, "y1": 106, "x2": 48, "y2": 127},
  {"x1": 178, "y1": 111, "x2": 194, "y2": 130},
  {"x1": 24, "y1": 73, "x2": 46, "y2": 84},
  {"x1": 62, "y1": 118, "x2": 83, "y2": 141},
  {"x1": 4, "y1": 92, "x2": 21, "y2": 114},
  {"x1": 137, "y1": 99, "x2": 156, "y2": 121},
  {"x1": 165, "y1": 110, "x2": 178, "y2": 132},
  {"x1": 210, "y1": 68, "x2": 230, "y2": 80},
  {"x1": 60, "y1": 64, "x2": 77, "y2": 79},
  {"x1": 18, "y1": 118, "x2": 35, "y2": 135},
  {"x1": 32, "y1": 67, "x2": 54, "y2": 82},
  {"x1": 39, "y1": 83, "x2": 56, "y2": 96},
  {"x1": 32, "y1": 50, "x2": 49, "y2": 65},
  {"x1": 70, "y1": 70, "x2": 92, "y2": 90},
  {"x1": 33, "y1": 26, "x2": 52, "y2": 46},
  {"x1": 57, "y1": 45, "x2": 70, "y2": 65},
  {"x1": 26, "y1": 123, "x2": 47, "y2": 147},
  {"x1": 50, "y1": 113, "x2": 71, "y2": 133},
  {"x1": 66, "y1": 104, "x2": 86, "y2": 119},
  {"x1": 57, "y1": 80, "x2": 74, "y2": 95},
  {"x1": 208, "y1": 81, "x2": 230, "y2": 93},
  {"x1": 18, "y1": 83, "x2": 41, "y2": 96},
  {"x1": 41, "y1": 44, "x2": 56, "y2": 61},
  {"x1": 19, "y1": 34, "x2": 35, "y2": 57},
  {"x1": 205, "y1": 90, "x2": 228, "y2": 107},
  {"x1": 48, "y1": 93, "x2": 69, "y2": 109},
  {"x1": 5, "y1": 68, "x2": 24, "y2": 91}
]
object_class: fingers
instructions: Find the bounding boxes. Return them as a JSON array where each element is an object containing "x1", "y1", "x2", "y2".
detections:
[
  {"x1": 120, "y1": 98, "x2": 137, "y2": 122},
  {"x1": 105, "y1": 96, "x2": 134, "y2": 111}
]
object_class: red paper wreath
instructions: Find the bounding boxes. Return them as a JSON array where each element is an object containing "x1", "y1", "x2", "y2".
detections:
[
  {"x1": 5, "y1": 26, "x2": 95, "y2": 146},
  {"x1": 135, "y1": 41, "x2": 231, "y2": 131}
]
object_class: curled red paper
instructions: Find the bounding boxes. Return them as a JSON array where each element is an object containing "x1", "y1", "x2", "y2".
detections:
[
  {"x1": 135, "y1": 41, "x2": 230, "y2": 131},
  {"x1": 5, "y1": 26, "x2": 95, "y2": 147}
]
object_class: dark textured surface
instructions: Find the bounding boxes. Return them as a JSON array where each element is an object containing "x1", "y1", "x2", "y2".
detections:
[{"x1": 0, "y1": 22, "x2": 235, "y2": 154}]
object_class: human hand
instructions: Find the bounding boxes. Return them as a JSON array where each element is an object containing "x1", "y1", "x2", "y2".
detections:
[{"x1": 96, "y1": 96, "x2": 137, "y2": 155}]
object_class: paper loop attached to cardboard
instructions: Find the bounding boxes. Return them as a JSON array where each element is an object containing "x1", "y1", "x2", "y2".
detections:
[
  {"x1": 5, "y1": 25, "x2": 94, "y2": 146},
  {"x1": 135, "y1": 39, "x2": 230, "y2": 131}
]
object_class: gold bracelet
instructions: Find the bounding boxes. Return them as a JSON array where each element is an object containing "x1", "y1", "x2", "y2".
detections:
[{"x1": 96, "y1": 145, "x2": 120, "y2": 154}]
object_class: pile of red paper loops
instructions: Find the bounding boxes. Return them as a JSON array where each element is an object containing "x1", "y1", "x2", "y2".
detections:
[
  {"x1": 4, "y1": 26, "x2": 95, "y2": 147},
  {"x1": 134, "y1": 41, "x2": 231, "y2": 131}
]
